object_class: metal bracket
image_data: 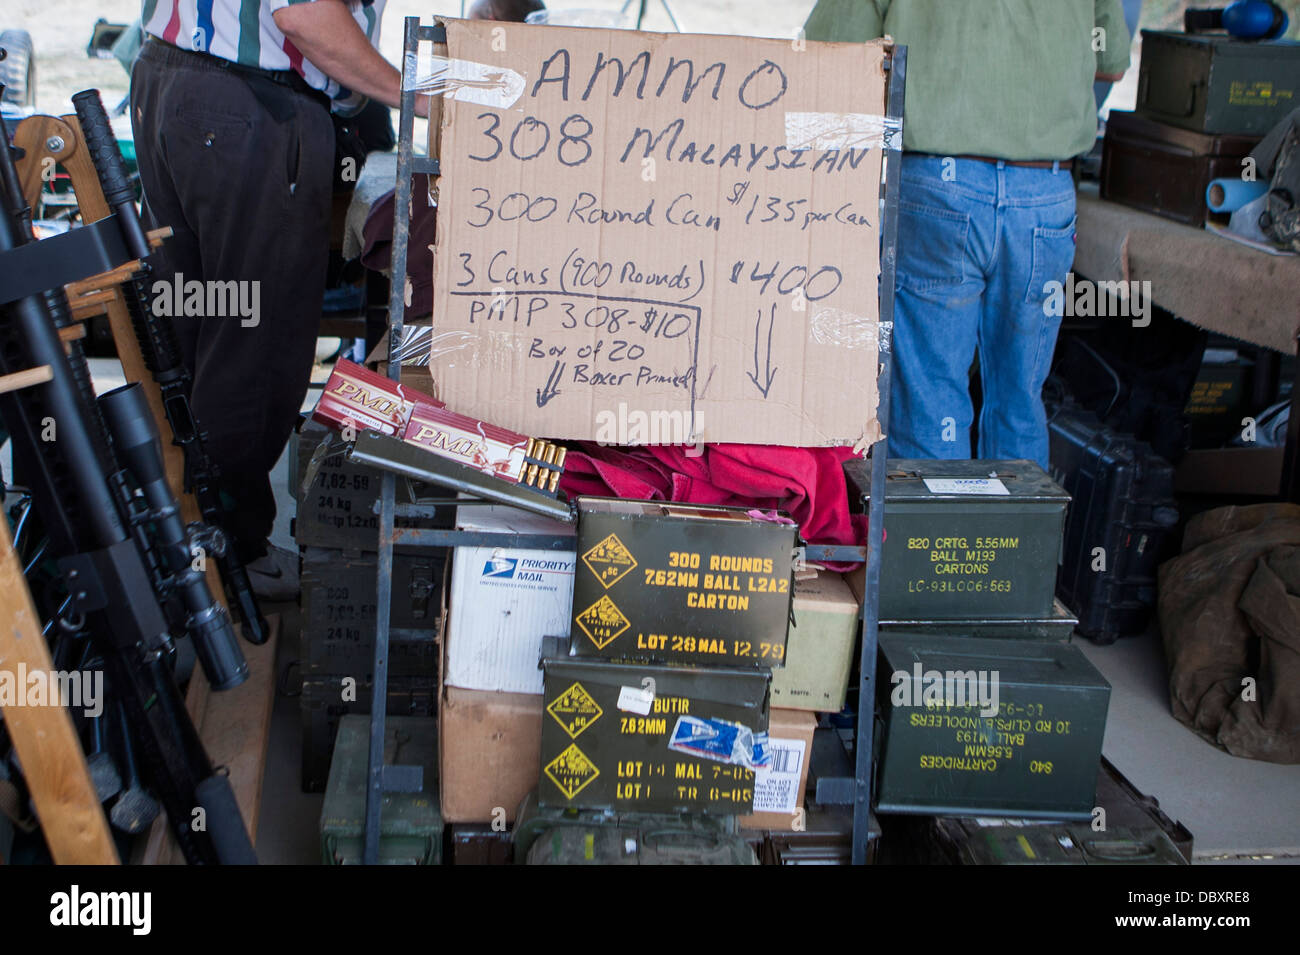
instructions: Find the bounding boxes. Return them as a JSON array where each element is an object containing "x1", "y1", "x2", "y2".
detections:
[
  {"x1": 798, "y1": 543, "x2": 868, "y2": 564},
  {"x1": 392, "y1": 527, "x2": 576, "y2": 551},
  {"x1": 0, "y1": 215, "x2": 132, "y2": 305},
  {"x1": 809, "y1": 725, "x2": 858, "y2": 805},
  {"x1": 348, "y1": 430, "x2": 575, "y2": 523},
  {"x1": 56, "y1": 553, "x2": 107, "y2": 614},
  {"x1": 408, "y1": 560, "x2": 435, "y2": 620},
  {"x1": 847, "y1": 43, "x2": 907, "y2": 865},
  {"x1": 55, "y1": 540, "x2": 171, "y2": 650},
  {"x1": 300, "y1": 431, "x2": 344, "y2": 500}
]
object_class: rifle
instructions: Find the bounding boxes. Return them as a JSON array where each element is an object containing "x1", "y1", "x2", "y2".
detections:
[
  {"x1": 70, "y1": 90, "x2": 270, "y2": 647},
  {"x1": 0, "y1": 96, "x2": 256, "y2": 863}
]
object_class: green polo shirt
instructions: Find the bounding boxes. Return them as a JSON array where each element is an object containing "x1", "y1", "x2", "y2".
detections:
[{"x1": 803, "y1": 0, "x2": 1132, "y2": 160}]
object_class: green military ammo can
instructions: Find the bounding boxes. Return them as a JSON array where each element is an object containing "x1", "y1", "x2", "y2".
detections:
[
  {"x1": 875, "y1": 635, "x2": 1110, "y2": 820},
  {"x1": 570, "y1": 498, "x2": 797, "y2": 667},
  {"x1": 319, "y1": 715, "x2": 442, "y2": 864},
  {"x1": 1136, "y1": 30, "x2": 1300, "y2": 136},
  {"x1": 539, "y1": 653, "x2": 770, "y2": 814},
  {"x1": 844, "y1": 458, "x2": 1069, "y2": 621},
  {"x1": 936, "y1": 821, "x2": 1186, "y2": 865},
  {"x1": 512, "y1": 793, "x2": 758, "y2": 865},
  {"x1": 879, "y1": 598, "x2": 1079, "y2": 642}
]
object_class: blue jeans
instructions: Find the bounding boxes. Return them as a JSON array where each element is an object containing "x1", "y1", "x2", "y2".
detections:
[{"x1": 887, "y1": 155, "x2": 1077, "y2": 469}]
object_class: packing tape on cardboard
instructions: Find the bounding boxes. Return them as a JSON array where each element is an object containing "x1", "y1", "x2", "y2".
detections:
[
  {"x1": 810, "y1": 307, "x2": 879, "y2": 350},
  {"x1": 392, "y1": 324, "x2": 434, "y2": 367},
  {"x1": 784, "y1": 111, "x2": 902, "y2": 152},
  {"x1": 412, "y1": 51, "x2": 526, "y2": 109}
]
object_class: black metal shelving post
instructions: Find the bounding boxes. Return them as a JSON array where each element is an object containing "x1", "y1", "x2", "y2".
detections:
[
  {"x1": 852, "y1": 46, "x2": 906, "y2": 865},
  {"x1": 362, "y1": 14, "x2": 580, "y2": 866},
  {"x1": 363, "y1": 16, "x2": 445, "y2": 866}
]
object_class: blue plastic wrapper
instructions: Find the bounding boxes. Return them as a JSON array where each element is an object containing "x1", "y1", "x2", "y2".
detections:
[{"x1": 668, "y1": 716, "x2": 772, "y2": 770}]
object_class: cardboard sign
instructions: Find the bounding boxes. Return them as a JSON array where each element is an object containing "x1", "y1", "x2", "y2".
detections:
[{"x1": 429, "y1": 20, "x2": 891, "y2": 446}]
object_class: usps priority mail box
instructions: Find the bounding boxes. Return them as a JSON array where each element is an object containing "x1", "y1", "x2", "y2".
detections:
[{"x1": 446, "y1": 505, "x2": 576, "y2": 694}]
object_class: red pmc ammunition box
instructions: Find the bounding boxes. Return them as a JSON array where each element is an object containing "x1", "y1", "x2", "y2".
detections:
[
  {"x1": 401, "y1": 404, "x2": 529, "y2": 484},
  {"x1": 313, "y1": 358, "x2": 442, "y2": 436}
]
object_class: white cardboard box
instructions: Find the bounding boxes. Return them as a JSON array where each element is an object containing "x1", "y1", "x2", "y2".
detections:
[{"x1": 446, "y1": 505, "x2": 576, "y2": 695}]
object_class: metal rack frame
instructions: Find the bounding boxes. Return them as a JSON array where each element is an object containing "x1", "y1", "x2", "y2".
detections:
[{"x1": 362, "y1": 16, "x2": 905, "y2": 865}]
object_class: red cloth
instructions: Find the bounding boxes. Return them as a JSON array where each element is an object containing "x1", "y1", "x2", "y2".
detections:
[
  {"x1": 359, "y1": 175, "x2": 436, "y2": 318},
  {"x1": 559, "y1": 443, "x2": 866, "y2": 562}
]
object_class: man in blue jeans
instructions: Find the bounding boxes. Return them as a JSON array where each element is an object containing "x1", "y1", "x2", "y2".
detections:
[{"x1": 804, "y1": 0, "x2": 1131, "y2": 468}]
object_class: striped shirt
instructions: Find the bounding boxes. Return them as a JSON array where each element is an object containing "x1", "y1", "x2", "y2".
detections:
[{"x1": 141, "y1": 0, "x2": 385, "y2": 110}]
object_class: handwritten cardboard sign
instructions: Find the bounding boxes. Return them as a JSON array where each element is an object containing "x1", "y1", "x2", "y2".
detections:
[{"x1": 430, "y1": 20, "x2": 890, "y2": 446}]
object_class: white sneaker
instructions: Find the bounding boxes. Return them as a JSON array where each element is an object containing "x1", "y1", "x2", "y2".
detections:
[{"x1": 246, "y1": 544, "x2": 300, "y2": 601}]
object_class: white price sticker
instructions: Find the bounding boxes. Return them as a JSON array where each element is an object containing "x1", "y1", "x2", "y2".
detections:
[
  {"x1": 617, "y1": 683, "x2": 654, "y2": 716},
  {"x1": 923, "y1": 478, "x2": 1010, "y2": 496}
]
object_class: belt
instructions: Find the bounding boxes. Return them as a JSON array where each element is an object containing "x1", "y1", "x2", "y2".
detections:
[
  {"x1": 141, "y1": 35, "x2": 330, "y2": 113},
  {"x1": 954, "y1": 154, "x2": 1073, "y2": 170}
]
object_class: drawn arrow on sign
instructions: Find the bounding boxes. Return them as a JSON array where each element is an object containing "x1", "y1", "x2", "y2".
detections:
[
  {"x1": 536, "y1": 360, "x2": 564, "y2": 408},
  {"x1": 747, "y1": 303, "x2": 778, "y2": 398}
]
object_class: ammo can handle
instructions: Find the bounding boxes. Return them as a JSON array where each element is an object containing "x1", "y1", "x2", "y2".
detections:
[{"x1": 1083, "y1": 838, "x2": 1157, "y2": 861}]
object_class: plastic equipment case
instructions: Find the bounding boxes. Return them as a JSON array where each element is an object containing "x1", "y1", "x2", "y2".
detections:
[
  {"x1": 1094, "y1": 755, "x2": 1193, "y2": 863},
  {"x1": 843, "y1": 458, "x2": 1069, "y2": 620},
  {"x1": 1136, "y1": 30, "x2": 1300, "y2": 136},
  {"x1": 1101, "y1": 110, "x2": 1261, "y2": 226},
  {"x1": 875, "y1": 635, "x2": 1110, "y2": 820},
  {"x1": 1047, "y1": 401, "x2": 1179, "y2": 644},
  {"x1": 320, "y1": 716, "x2": 442, "y2": 865}
]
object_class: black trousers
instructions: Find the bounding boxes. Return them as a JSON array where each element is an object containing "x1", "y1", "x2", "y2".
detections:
[{"x1": 130, "y1": 39, "x2": 333, "y2": 563}]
